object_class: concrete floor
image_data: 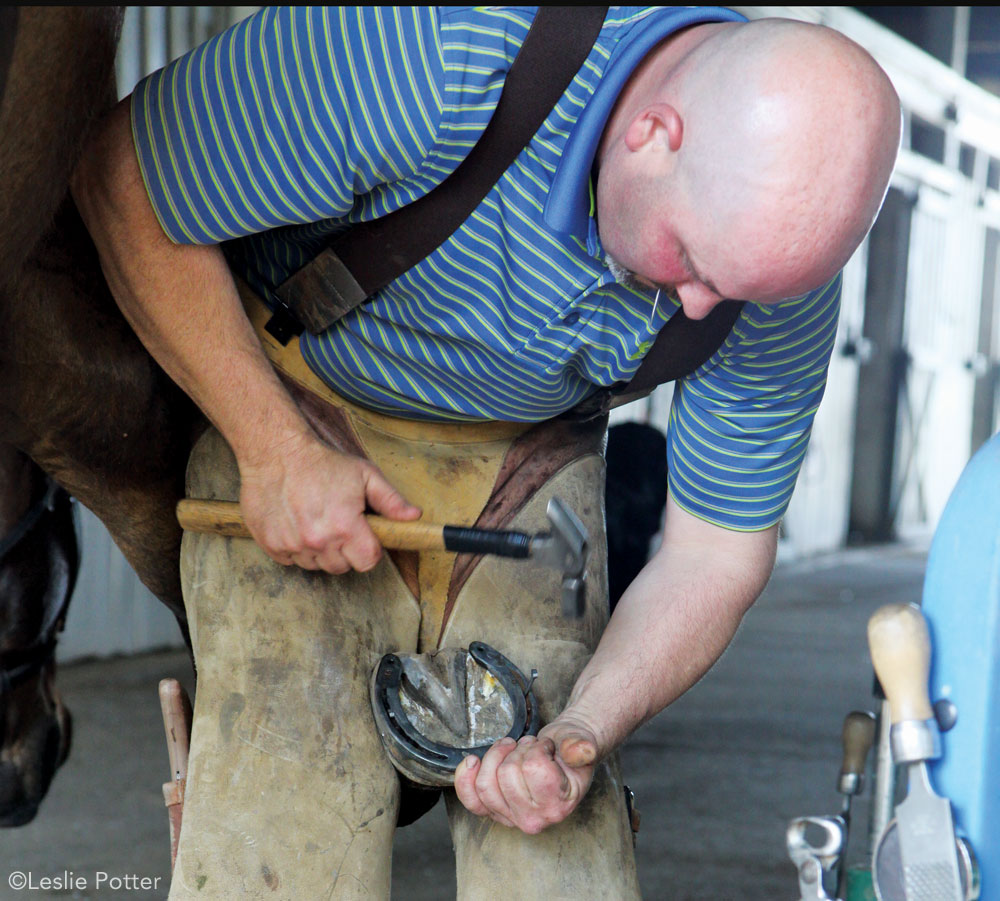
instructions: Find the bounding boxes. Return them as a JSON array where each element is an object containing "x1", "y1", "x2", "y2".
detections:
[{"x1": 0, "y1": 542, "x2": 929, "y2": 900}]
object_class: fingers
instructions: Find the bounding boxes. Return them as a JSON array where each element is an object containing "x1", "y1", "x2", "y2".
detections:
[
  {"x1": 314, "y1": 516, "x2": 383, "y2": 574},
  {"x1": 239, "y1": 442, "x2": 420, "y2": 575},
  {"x1": 305, "y1": 466, "x2": 419, "y2": 573},
  {"x1": 455, "y1": 733, "x2": 593, "y2": 834},
  {"x1": 252, "y1": 503, "x2": 379, "y2": 574},
  {"x1": 320, "y1": 465, "x2": 421, "y2": 573},
  {"x1": 455, "y1": 738, "x2": 519, "y2": 827},
  {"x1": 364, "y1": 467, "x2": 422, "y2": 521}
]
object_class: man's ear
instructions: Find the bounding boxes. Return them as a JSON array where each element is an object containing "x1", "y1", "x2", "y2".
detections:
[{"x1": 624, "y1": 103, "x2": 683, "y2": 154}]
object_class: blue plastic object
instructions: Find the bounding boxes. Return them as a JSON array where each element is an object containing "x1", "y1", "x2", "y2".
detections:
[{"x1": 921, "y1": 430, "x2": 1000, "y2": 899}]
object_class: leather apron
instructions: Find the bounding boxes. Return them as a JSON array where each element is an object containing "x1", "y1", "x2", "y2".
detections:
[{"x1": 169, "y1": 283, "x2": 641, "y2": 900}]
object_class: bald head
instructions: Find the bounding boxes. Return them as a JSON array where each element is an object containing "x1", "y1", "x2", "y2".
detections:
[
  {"x1": 673, "y1": 19, "x2": 900, "y2": 284},
  {"x1": 597, "y1": 17, "x2": 901, "y2": 312}
]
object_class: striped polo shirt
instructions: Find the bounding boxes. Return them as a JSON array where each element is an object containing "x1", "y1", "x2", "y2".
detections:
[{"x1": 131, "y1": 6, "x2": 842, "y2": 531}]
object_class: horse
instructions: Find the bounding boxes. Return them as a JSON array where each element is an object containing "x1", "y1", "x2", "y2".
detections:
[
  {"x1": 0, "y1": 6, "x2": 199, "y2": 823},
  {"x1": 0, "y1": 444, "x2": 77, "y2": 825}
]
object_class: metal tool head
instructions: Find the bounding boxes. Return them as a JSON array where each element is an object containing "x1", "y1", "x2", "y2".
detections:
[
  {"x1": 893, "y1": 764, "x2": 966, "y2": 901},
  {"x1": 874, "y1": 819, "x2": 980, "y2": 901},
  {"x1": 531, "y1": 497, "x2": 589, "y2": 617},
  {"x1": 787, "y1": 816, "x2": 845, "y2": 901}
]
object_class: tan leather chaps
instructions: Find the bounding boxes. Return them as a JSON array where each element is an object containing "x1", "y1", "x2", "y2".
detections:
[{"x1": 169, "y1": 286, "x2": 641, "y2": 899}]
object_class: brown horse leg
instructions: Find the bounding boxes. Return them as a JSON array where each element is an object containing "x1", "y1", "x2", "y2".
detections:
[
  {"x1": 0, "y1": 7, "x2": 186, "y2": 627},
  {"x1": 0, "y1": 7, "x2": 123, "y2": 285},
  {"x1": 0, "y1": 197, "x2": 201, "y2": 628}
]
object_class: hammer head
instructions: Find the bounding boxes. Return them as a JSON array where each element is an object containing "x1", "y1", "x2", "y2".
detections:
[{"x1": 532, "y1": 497, "x2": 589, "y2": 618}]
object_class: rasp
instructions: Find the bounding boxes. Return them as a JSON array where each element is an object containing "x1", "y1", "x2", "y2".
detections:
[{"x1": 867, "y1": 603, "x2": 964, "y2": 901}]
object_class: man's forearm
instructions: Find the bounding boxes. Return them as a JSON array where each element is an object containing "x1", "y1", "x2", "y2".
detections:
[
  {"x1": 561, "y1": 497, "x2": 778, "y2": 755},
  {"x1": 453, "y1": 498, "x2": 777, "y2": 831},
  {"x1": 70, "y1": 98, "x2": 420, "y2": 574},
  {"x1": 70, "y1": 99, "x2": 313, "y2": 465}
]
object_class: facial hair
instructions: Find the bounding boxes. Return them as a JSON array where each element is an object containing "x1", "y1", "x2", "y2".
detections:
[
  {"x1": 604, "y1": 253, "x2": 643, "y2": 290},
  {"x1": 606, "y1": 253, "x2": 664, "y2": 324}
]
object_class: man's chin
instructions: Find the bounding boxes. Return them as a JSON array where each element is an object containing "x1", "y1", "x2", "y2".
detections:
[{"x1": 604, "y1": 253, "x2": 643, "y2": 290}]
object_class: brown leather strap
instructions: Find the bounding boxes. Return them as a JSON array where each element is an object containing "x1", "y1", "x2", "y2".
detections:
[
  {"x1": 268, "y1": 6, "x2": 609, "y2": 342},
  {"x1": 561, "y1": 299, "x2": 746, "y2": 421}
]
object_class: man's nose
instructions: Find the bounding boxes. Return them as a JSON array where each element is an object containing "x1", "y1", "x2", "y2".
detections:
[{"x1": 677, "y1": 282, "x2": 722, "y2": 320}]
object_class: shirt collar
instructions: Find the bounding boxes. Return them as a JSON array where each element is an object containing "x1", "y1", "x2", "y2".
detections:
[{"x1": 543, "y1": 6, "x2": 748, "y2": 242}]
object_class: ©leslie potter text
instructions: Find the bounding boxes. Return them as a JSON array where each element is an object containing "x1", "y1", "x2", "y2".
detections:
[{"x1": 8, "y1": 870, "x2": 163, "y2": 892}]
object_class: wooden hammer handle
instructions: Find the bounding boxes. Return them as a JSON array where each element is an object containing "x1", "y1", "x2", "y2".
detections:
[{"x1": 176, "y1": 498, "x2": 448, "y2": 551}]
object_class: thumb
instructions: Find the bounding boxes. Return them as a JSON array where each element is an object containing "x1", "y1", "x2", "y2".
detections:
[
  {"x1": 557, "y1": 734, "x2": 598, "y2": 769},
  {"x1": 363, "y1": 468, "x2": 421, "y2": 519}
]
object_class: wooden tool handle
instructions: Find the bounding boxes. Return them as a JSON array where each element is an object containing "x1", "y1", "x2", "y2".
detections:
[
  {"x1": 368, "y1": 516, "x2": 446, "y2": 550},
  {"x1": 840, "y1": 710, "x2": 876, "y2": 780},
  {"x1": 867, "y1": 603, "x2": 934, "y2": 724},
  {"x1": 158, "y1": 678, "x2": 193, "y2": 782},
  {"x1": 177, "y1": 499, "x2": 250, "y2": 538},
  {"x1": 176, "y1": 498, "x2": 447, "y2": 551}
]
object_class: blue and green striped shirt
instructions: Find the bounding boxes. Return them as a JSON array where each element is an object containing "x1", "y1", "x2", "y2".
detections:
[{"x1": 131, "y1": 6, "x2": 842, "y2": 530}]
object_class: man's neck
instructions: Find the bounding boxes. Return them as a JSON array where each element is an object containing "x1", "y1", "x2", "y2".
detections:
[{"x1": 596, "y1": 21, "x2": 734, "y2": 167}]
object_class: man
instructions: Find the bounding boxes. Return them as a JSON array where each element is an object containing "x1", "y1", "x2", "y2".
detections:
[{"x1": 72, "y1": 6, "x2": 900, "y2": 896}]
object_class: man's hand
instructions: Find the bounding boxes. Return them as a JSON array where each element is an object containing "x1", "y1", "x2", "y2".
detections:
[
  {"x1": 453, "y1": 716, "x2": 599, "y2": 833},
  {"x1": 239, "y1": 429, "x2": 421, "y2": 574}
]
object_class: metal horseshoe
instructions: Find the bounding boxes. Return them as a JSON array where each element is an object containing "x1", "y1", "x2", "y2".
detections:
[{"x1": 371, "y1": 641, "x2": 541, "y2": 786}]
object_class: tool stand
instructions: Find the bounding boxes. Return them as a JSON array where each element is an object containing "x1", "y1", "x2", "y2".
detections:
[{"x1": 794, "y1": 434, "x2": 1000, "y2": 900}]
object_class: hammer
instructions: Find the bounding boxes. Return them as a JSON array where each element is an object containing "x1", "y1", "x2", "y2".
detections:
[{"x1": 176, "y1": 496, "x2": 590, "y2": 617}]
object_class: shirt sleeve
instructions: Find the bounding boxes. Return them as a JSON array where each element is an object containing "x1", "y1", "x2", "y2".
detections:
[
  {"x1": 130, "y1": 6, "x2": 446, "y2": 244},
  {"x1": 666, "y1": 273, "x2": 842, "y2": 531}
]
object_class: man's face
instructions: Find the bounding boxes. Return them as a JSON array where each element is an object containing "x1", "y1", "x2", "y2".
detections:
[
  {"x1": 599, "y1": 166, "x2": 825, "y2": 319},
  {"x1": 593, "y1": 13, "x2": 901, "y2": 321},
  {"x1": 602, "y1": 228, "x2": 731, "y2": 321}
]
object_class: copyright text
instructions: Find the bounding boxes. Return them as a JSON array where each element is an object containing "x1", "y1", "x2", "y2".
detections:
[{"x1": 8, "y1": 871, "x2": 162, "y2": 892}]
